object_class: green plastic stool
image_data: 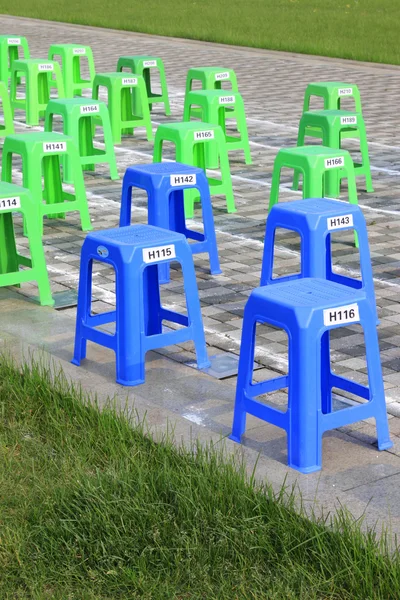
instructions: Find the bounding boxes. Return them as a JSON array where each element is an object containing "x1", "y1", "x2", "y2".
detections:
[
  {"x1": 183, "y1": 89, "x2": 251, "y2": 167},
  {"x1": 10, "y1": 59, "x2": 64, "y2": 126},
  {"x1": 153, "y1": 121, "x2": 235, "y2": 218},
  {"x1": 48, "y1": 44, "x2": 96, "y2": 97},
  {"x1": 44, "y1": 98, "x2": 119, "y2": 183},
  {"x1": 92, "y1": 72, "x2": 153, "y2": 144},
  {"x1": 2, "y1": 132, "x2": 92, "y2": 234},
  {"x1": 185, "y1": 67, "x2": 239, "y2": 121},
  {"x1": 117, "y1": 55, "x2": 170, "y2": 115},
  {"x1": 0, "y1": 182, "x2": 53, "y2": 306},
  {"x1": 0, "y1": 81, "x2": 14, "y2": 139},
  {"x1": 0, "y1": 35, "x2": 30, "y2": 85},
  {"x1": 294, "y1": 109, "x2": 373, "y2": 196}
]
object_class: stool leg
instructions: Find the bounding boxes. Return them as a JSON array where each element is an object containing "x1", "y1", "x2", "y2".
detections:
[
  {"x1": 260, "y1": 222, "x2": 276, "y2": 286},
  {"x1": 197, "y1": 189, "x2": 222, "y2": 275},
  {"x1": 119, "y1": 180, "x2": 133, "y2": 227},
  {"x1": 343, "y1": 165, "x2": 359, "y2": 248},
  {"x1": 320, "y1": 331, "x2": 332, "y2": 414},
  {"x1": 159, "y1": 65, "x2": 171, "y2": 116},
  {"x1": 0, "y1": 212, "x2": 19, "y2": 275},
  {"x1": 80, "y1": 115, "x2": 95, "y2": 174},
  {"x1": 292, "y1": 121, "x2": 306, "y2": 191},
  {"x1": 72, "y1": 255, "x2": 92, "y2": 365},
  {"x1": 218, "y1": 145, "x2": 236, "y2": 214},
  {"x1": 268, "y1": 160, "x2": 282, "y2": 212},
  {"x1": 181, "y1": 256, "x2": 210, "y2": 369},
  {"x1": 25, "y1": 216, "x2": 54, "y2": 306},
  {"x1": 143, "y1": 264, "x2": 163, "y2": 335},
  {"x1": 43, "y1": 155, "x2": 65, "y2": 221},
  {"x1": 359, "y1": 125, "x2": 374, "y2": 193}
]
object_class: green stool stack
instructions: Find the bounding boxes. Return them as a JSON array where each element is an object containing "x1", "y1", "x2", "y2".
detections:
[
  {"x1": 117, "y1": 55, "x2": 170, "y2": 115},
  {"x1": 92, "y1": 72, "x2": 153, "y2": 144},
  {"x1": 2, "y1": 132, "x2": 92, "y2": 234},
  {"x1": 44, "y1": 98, "x2": 119, "y2": 183},
  {"x1": 10, "y1": 59, "x2": 64, "y2": 126},
  {"x1": 0, "y1": 35, "x2": 30, "y2": 85},
  {"x1": 153, "y1": 121, "x2": 235, "y2": 218},
  {"x1": 185, "y1": 67, "x2": 239, "y2": 120},
  {"x1": 183, "y1": 89, "x2": 251, "y2": 166},
  {"x1": 0, "y1": 81, "x2": 14, "y2": 139},
  {"x1": 48, "y1": 44, "x2": 96, "y2": 97},
  {"x1": 0, "y1": 182, "x2": 53, "y2": 306}
]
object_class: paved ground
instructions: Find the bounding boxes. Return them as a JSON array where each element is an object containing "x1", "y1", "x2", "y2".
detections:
[{"x1": 3, "y1": 14, "x2": 400, "y2": 536}]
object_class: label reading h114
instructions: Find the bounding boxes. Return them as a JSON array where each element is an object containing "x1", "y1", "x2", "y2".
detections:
[
  {"x1": 38, "y1": 63, "x2": 54, "y2": 71},
  {"x1": 338, "y1": 87, "x2": 353, "y2": 96},
  {"x1": 0, "y1": 196, "x2": 21, "y2": 211},
  {"x1": 143, "y1": 244, "x2": 176, "y2": 264},
  {"x1": 194, "y1": 130, "x2": 215, "y2": 141},
  {"x1": 323, "y1": 303, "x2": 359, "y2": 327},
  {"x1": 215, "y1": 71, "x2": 229, "y2": 80},
  {"x1": 327, "y1": 214, "x2": 354, "y2": 230},
  {"x1": 170, "y1": 174, "x2": 196, "y2": 187},
  {"x1": 324, "y1": 156, "x2": 344, "y2": 169},
  {"x1": 80, "y1": 104, "x2": 99, "y2": 114},
  {"x1": 122, "y1": 77, "x2": 137, "y2": 86},
  {"x1": 219, "y1": 95, "x2": 235, "y2": 105},
  {"x1": 340, "y1": 115, "x2": 357, "y2": 125},
  {"x1": 7, "y1": 38, "x2": 20, "y2": 45},
  {"x1": 143, "y1": 60, "x2": 157, "y2": 67},
  {"x1": 43, "y1": 141, "x2": 67, "y2": 153},
  {"x1": 73, "y1": 48, "x2": 86, "y2": 55}
]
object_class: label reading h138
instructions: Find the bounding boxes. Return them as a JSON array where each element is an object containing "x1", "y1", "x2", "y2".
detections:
[
  {"x1": 143, "y1": 244, "x2": 176, "y2": 264},
  {"x1": 323, "y1": 302, "x2": 359, "y2": 327},
  {"x1": 170, "y1": 174, "x2": 196, "y2": 186}
]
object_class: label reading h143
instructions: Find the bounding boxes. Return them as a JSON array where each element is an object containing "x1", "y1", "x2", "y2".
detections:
[
  {"x1": 219, "y1": 95, "x2": 235, "y2": 105},
  {"x1": 338, "y1": 87, "x2": 353, "y2": 96},
  {"x1": 194, "y1": 130, "x2": 215, "y2": 141},
  {"x1": 323, "y1": 303, "x2": 359, "y2": 327},
  {"x1": 327, "y1": 214, "x2": 354, "y2": 230},
  {"x1": 341, "y1": 115, "x2": 357, "y2": 125},
  {"x1": 143, "y1": 244, "x2": 176, "y2": 264},
  {"x1": 122, "y1": 77, "x2": 137, "y2": 86},
  {"x1": 0, "y1": 196, "x2": 21, "y2": 211},
  {"x1": 80, "y1": 104, "x2": 99, "y2": 114},
  {"x1": 43, "y1": 141, "x2": 67, "y2": 153},
  {"x1": 324, "y1": 156, "x2": 344, "y2": 169},
  {"x1": 170, "y1": 174, "x2": 196, "y2": 186}
]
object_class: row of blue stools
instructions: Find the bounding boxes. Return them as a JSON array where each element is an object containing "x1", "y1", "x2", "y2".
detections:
[{"x1": 71, "y1": 161, "x2": 392, "y2": 473}]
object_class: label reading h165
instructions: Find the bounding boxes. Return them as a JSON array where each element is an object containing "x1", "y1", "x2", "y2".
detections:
[
  {"x1": 143, "y1": 244, "x2": 176, "y2": 264},
  {"x1": 0, "y1": 196, "x2": 21, "y2": 211},
  {"x1": 323, "y1": 303, "x2": 359, "y2": 327},
  {"x1": 73, "y1": 48, "x2": 86, "y2": 55},
  {"x1": 170, "y1": 174, "x2": 196, "y2": 187},
  {"x1": 143, "y1": 60, "x2": 157, "y2": 67},
  {"x1": 327, "y1": 214, "x2": 354, "y2": 230},
  {"x1": 122, "y1": 77, "x2": 137, "y2": 86},
  {"x1": 324, "y1": 156, "x2": 344, "y2": 169},
  {"x1": 194, "y1": 130, "x2": 215, "y2": 141},
  {"x1": 80, "y1": 104, "x2": 100, "y2": 114},
  {"x1": 215, "y1": 71, "x2": 229, "y2": 80},
  {"x1": 38, "y1": 63, "x2": 54, "y2": 71},
  {"x1": 43, "y1": 141, "x2": 67, "y2": 153},
  {"x1": 7, "y1": 38, "x2": 20, "y2": 45},
  {"x1": 219, "y1": 95, "x2": 235, "y2": 105},
  {"x1": 341, "y1": 115, "x2": 357, "y2": 125}
]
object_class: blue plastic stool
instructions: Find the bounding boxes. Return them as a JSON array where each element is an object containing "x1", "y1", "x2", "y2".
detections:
[
  {"x1": 260, "y1": 198, "x2": 376, "y2": 320},
  {"x1": 119, "y1": 163, "x2": 222, "y2": 284},
  {"x1": 72, "y1": 224, "x2": 210, "y2": 385},
  {"x1": 230, "y1": 278, "x2": 392, "y2": 473}
]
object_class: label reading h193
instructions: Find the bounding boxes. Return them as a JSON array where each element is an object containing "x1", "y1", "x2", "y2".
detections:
[
  {"x1": 73, "y1": 48, "x2": 86, "y2": 55},
  {"x1": 327, "y1": 214, "x2": 354, "y2": 230},
  {"x1": 170, "y1": 174, "x2": 196, "y2": 187},
  {"x1": 340, "y1": 115, "x2": 357, "y2": 125},
  {"x1": 143, "y1": 60, "x2": 157, "y2": 67},
  {"x1": 323, "y1": 303, "x2": 359, "y2": 327},
  {"x1": 38, "y1": 63, "x2": 54, "y2": 71},
  {"x1": 80, "y1": 104, "x2": 100, "y2": 114},
  {"x1": 219, "y1": 95, "x2": 235, "y2": 105},
  {"x1": 143, "y1": 244, "x2": 176, "y2": 264},
  {"x1": 7, "y1": 38, "x2": 20, "y2": 45},
  {"x1": 194, "y1": 130, "x2": 215, "y2": 141},
  {"x1": 324, "y1": 156, "x2": 344, "y2": 169},
  {"x1": 43, "y1": 141, "x2": 67, "y2": 153},
  {"x1": 215, "y1": 71, "x2": 229, "y2": 80},
  {"x1": 0, "y1": 196, "x2": 21, "y2": 211},
  {"x1": 338, "y1": 87, "x2": 353, "y2": 96},
  {"x1": 122, "y1": 77, "x2": 138, "y2": 86}
]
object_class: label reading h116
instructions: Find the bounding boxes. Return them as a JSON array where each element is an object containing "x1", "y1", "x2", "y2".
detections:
[
  {"x1": 327, "y1": 214, "x2": 354, "y2": 230},
  {"x1": 143, "y1": 244, "x2": 176, "y2": 264},
  {"x1": 215, "y1": 71, "x2": 229, "y2": 80},
  {"x1": 170, "y1": 174, "x2": 196, "y2": 186},
  {"x1": 219, "y1": 95, "x2": 235, "y2": 105},
  {"x1": 122, "y1": 77, "x2": 137, "y2": 86},
  {"x1": 194, "y1": 130, "x2": 215, "y2": 141},
  {"x1": 38, "y1": 63, "x2": 54, "y2": 71},
  {"x1": 324, "y1": 156, "x2": 344, "y2": 169},
  {"x1": 340, "y1": 115, "x2": 357, "y2": 125},
  {"x1": 80, "y1": 104, "x2": 100, "y2": 114},
  {"x1": 323, "y1": 303, "x2": 359, "y2": 327},
  {"x1": 143, "y1": 60, "x2": 157, "y2": 67},
  {"x1": 43, "y1": 141, "x2": 67, "y2": 153},
  {"x1": 0, "y1": 196, "x2": 21, "y2": 211}
]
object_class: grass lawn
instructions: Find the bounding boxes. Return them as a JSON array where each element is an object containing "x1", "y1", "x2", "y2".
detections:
[
  {"x1": 1, "y1": 0, "x2": 400, "y2": 65},
  {"x1": 1, "y1": 355, "x2": 400, "y2": 599}
]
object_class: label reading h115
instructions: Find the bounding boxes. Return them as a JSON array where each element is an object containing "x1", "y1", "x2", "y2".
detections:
[
  {"x1": 7, "y1": 38, "x2": 20, "y2": 45},
  {"x1": 80, "y1": 104, "x2": 99, "y2": 114},
  {"x1": 73, "y1": 48, "x2": 86, "y2": 55},
  {"x1": 327, "y1": 214, "x2": 354, "y2": 230},
  {"x1": 219, "y1": 95, "x2": 235, "y2": 105},
  {"x1": 143, "y1": 60, "x2": 157, "y2": 67},
  {"x1": 38, "y1": 63, "x2": 54, "y2": 71},
  {"x1": 324, "y1": 156, "x2": 344, "y2": 169},
  {"x1": 323, "y1": 303, "x2": 359, "y2": 327},
  {"x1": 143, "y1": 244, "x2": 176, "y2": 264},
  {"x1": 170, "y1": 174, "x2": 196, "y2": 187},
  {"x1": 341, "y1": 115, "x2": 357, "y2": 125},
  {"x1": 122, "y1": 77, "x2": 137, "y2": 86},
  {"x1": 338, "y1": 87, "x2": 353, "y2": 96},
  {"x1": 194, "y1": 130, "x2": 215, "y2": 141},
  {"x1": 215, "y1": 71, "x2": 229, "y2": 80},
  {"x1": 0, "y1": 196, "x2": 21, "y2": 211},
  {"x1": 43, "y1": 141, "x2": 67, "y2": 153}
]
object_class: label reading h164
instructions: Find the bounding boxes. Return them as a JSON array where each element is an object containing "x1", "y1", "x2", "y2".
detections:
[
  {"x1": 143, "y1": 244, "x2": 176, "y2": 264},
  {"x1": 43, "y1": 141, "x2": 67, "y2": 153},
  {"x1": 219, "y1": 95, "x2": 235, "y2": 105},
  {"x1": 341, "y1": 115, "x2": 357, "y2": 125},
  {"x1": 0, "y1": 196, "x2": 21, "y2": 211},
  {"x1": 122, "y1": 77, "x2": 138, "y2": 86},
  {"x1": 7, "y1": 38, "x2": 20, "y2": 45},
  {"x1": 327, "y1": 214, "x2": 354, "y2": 230},
  {"x1": 324, "y1": 156, "x2": 344, "y2": 169},
  {"x1": 194, "y1": 130, "x2": 215, "y2": 141},
  {"x1": 170, "y1": 174, "x2": 196, "y2": 187},
  {"x1": 215, "y1": 71, "x2": 229, "y2": 80},
  {"x1": 38, "y1": 63, "x2": 54, "y2": 71},
  {"x1": 73, "y1": 48, "x2": 86, "y2": 55},
  {"x1": 323, "y1": 303, "x2": 359, "y2": 327},
  {"x1": 80, "y1": 104, "x2": 100, "y2": 114},
  {"x1": 338, "y1": 87, "x2": 353, "y2": 96},
  {"x1": 143, "y1": 60, "x2": 157, "y2": 67}
]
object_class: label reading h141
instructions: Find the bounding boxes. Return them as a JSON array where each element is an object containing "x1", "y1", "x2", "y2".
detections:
[
  {"x1": 215, "y1": 71, "x2": 229, "y2": 80},
  {"x1": 122, "y1": 77, "x2": 137, "y2": 86},
  {"x1": 43, "y1": 141, "x2": 67, "y2": 153},
  {"x1": 194, "y1": 130, "x2": 215, "y2": 141},
  {"x1": 219, "y1": 95, "x2": 235, "y2": 105},
  {"x1": 143, "y1": 244, "x2": 176, "y2": 264},
  {"x1": 38, "y1": 63, "x2": 54, "y2": 71},
  {"x1": 327, "y1": 214, "x2": 354, "y2": 230},
  {"x1": 324, "y1": 156, "x2": 344, "y2": 169},
  {"x1": 323, "y1": 303, "x2": 359, "y2": 327},
  {"x1": 73, "y1": 48, "x2": 86, "y2": 55},
  {"x1": 341, "y1": 115, "x2": 357, "y2": 125},
  {"x1": 338, "y1": 87, "x2": 353, "y2": 96},
  {"x1": 143, "y1": 60, "x2": 157, "y2": 67},
  {"x1": 170, "y1": 174, "x2": 196, "y2": 187},
  {"x1": 0, "y1": 196, "x2": 21, "y2": 211},
  {"x1": 80, "y1": 104, "x2": 99, "y2": 114},
  {"x1": 7, "y1": 38, "x2": 20, "y2": 45}
]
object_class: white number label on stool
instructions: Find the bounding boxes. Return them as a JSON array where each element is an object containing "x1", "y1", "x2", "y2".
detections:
[
  {"x1": 340, "y1": 115, "x2": 357, "y2": 125},
  {"x1": 338, "y1": 87, "x2": 353, "y2": 96},
  {"x1": 73, "y1": 48, "x2": 86, "y2": 55},
  {"x1": 170, "y1": 174, "x2": 197, "y2": 186},
  {"x1": 80, "y1": 104, "x2": 100, "y2": 114},
  {"x1": 323, "y1": 303, "x2": 360, "y2": 327},
  {"x1": 324, "y1": 156, "x2": 344, "y2": 169},
  {"x1": 194, "y1": 130, "x2": 215, "y2": 141},
  {"x1": 219, "y1": 95, "x2": 235, "y2": 105},
  {"x1": 38, "y1": 63, "x2": 54, "y2": 72},
  {"x1": 327, "y1": 214, "x2": 354, "y2": 230},
  {"x1": 143, "y1": 244, "x2": 176, "y2": 263},
  {"x1": 7, "y1": 38, "x2": 20, "y2": 45},
  {"x1": 143, "y1": 60, "x2": 157, "y2": 67},
  {"x1": 43, "y1": 141, "x2": 67, "y2": 153},
  {"x1": 0, "y1": 196, "x2": 21, "y2": 211},
  {"x1": 215, "y1": 71, "x2": 229, "y2": 81},
  {"x1": 122, "y1": 77, "x2": 137, "y2": 86}
]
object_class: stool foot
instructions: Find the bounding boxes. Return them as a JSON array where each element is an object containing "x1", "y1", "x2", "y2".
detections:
[{"x1": 229, "y1": 433, "x2": 242, "y2": 444}]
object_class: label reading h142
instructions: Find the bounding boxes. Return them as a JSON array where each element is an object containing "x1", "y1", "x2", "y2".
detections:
[
  {"x1": 38, "y1": 63, "x2": 54, "y2": 71},
  {"x1": 323, "y1": 303, "x2": 359, "y2": 327},
  {"x1": 143, "y1": 60, "x2": 157, "y2": 67},
  {"x1": 324, "y1": 156, "x2": 344, "y2": 169},
  {"x1": 170, "y1": 174, "x2": 196, "y2": 186},
  {"x1": 219, "y1": 95, "x2": 235, "y2": 105},
  {"x1": 80, "y1": 104, "x2": 99, "y2": 114},
  {"x1": 194, "y1": 130, "x2": 215, "y2": 141},
  {"x1": 7, "y1": 38, "x2": 20, "y2": 45},
  {"x1": 338, "y1": 87, "x2": 353, "y2": 96},
  {"x1": 143, "y1": 244, "x2": 176, "y2": 264},
  {"x1": 341, "y1": 115, "x2": 357, "y2": 125},
  {"x1": 0, "y1": 196, "x2": 21, "y2": 211},
  {"x1": 327, "y1": 214, "x2": 354, "y2": 230},
  {"x1": 43, "y1": 141, "x2": 67, "y2": 153},
  {"x1": 122, "y1": 77, "x2": 137, "y2": 86},
  {"x1": 215, "y1": 71, "x2": 229, "y2": 80},
  {"x1": 73, "y1": 48, "x2": 86, "y2": 55}
]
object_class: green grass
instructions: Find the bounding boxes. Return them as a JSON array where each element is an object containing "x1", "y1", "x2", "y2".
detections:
[
  {"x1": 1, "y1": 355, "x2": 400, "y2": 599},
  {"x1": 1, "y1": 0, "x2": 400, "y2": 65}
]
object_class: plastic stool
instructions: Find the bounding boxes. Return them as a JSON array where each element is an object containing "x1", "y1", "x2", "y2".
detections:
[
  {"x1": 294, "y1": 110, "x2": 373, "y2": 195},
  {"x1": 0, "y1": 81, "x2": 14, "y2": 139},
  {"x1": 71, "y1": 224, "x2": 210, "y2": 385},
  {"x1": 10, "y1": 59, "x2": 64, "y2": 126},
  {"x1": 230, "y1": 278, "x2": 392, "y2": 473},
  {"x1": 260, "y1": 198, "x2": 376, "y2": 319},
  {"x1": 117, "y1": 55, "x2": 170, "y2": 115},
  {"x1": 119, "y1": 162, "x2": 222, "y2": 283},
  {"x1": 153, "y1": 121, "x2": 235, "y2": 217},
  {"x1": 0, "y1": 35, "x2": 30, "y2": 85},
  {"x1": 185, "y1": 67, "x2": 239, "y2": 121},
  {"x1": 2, "y1": 132, "x2": 92, "y2": 234},
  {"x1": 183, "y1": 90, "x2": 251, "y2": 166},
  {"x1": 48, "y1": 44, "x2": 96, "y2": 97},
  {"x1": 44, "y1": 98, "x2": 119, "y2": 183},
  {"x1": 92, "y1": 72, "x2": 153, "y2": 144},
  {"x1": 0, "y1": 182, "x2": 53, "y2": 306}
]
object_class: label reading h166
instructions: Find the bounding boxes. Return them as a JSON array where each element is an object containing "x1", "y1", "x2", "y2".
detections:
[
  {"x1": 219, "y1": 95, "x2": 235, "y2": 105},
  {"x1": 43, "y1": 141, "x2": 67, "y2": 153},
  {"x1": 80, "y1": 104, "x2": 100, "y2": 114},
  {"x1": 323, "y1": 303, "x2": 359, "y2": 327},
  {"x1": 73, "y1": 48, "x2": 86, "y2": 55},
  {"x1": 0, "y1": 196, "x2": 21, "y2": 211},
  {"x1": 338, "y1": 87, "x2": 353, "y2": 96},
  {"x1": 170, "y1": 174, "x2": 196, "y2": 187},
  {"x1": 194, "y1": 130, "x2": 215, "y2": 141},
  {"x1": 327, "y1": 214, "x2": 354, "y2": 230},
  {"x1": 7, "y1": 38, "x2": 20, "y2": 45},
  {"x1": 38, "y1": 63, "x2": 54, "y2": 71},
  {"x1": 122, "y1": 77, "x2": 138, "y2": 86},
  {"x1": 341, "y1": 115, "x2": 357, "y2": 125},
  {"x1": 324, "y1": 156, "x2": 344, "y2": 169},
  {"x1": 215, "y1": 71, "x2": 229, "y2": 80},
  {"x1": 143, "y1": 60, "x2": 157, "y2": 67},
  {"x1": 143, "y1": 244, "x2": 176, "y2": 264}
]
